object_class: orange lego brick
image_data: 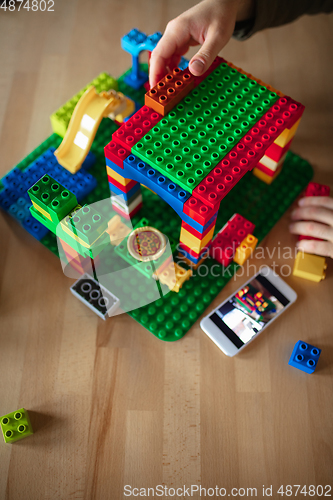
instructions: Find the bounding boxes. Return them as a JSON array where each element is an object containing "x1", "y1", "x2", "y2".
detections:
[{"x1": 145, "y1": 67, "x2": 195, "y2": 116}]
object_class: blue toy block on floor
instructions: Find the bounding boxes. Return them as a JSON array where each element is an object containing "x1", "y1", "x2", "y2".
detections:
[{"x1": 288, "y1": 340, "x2": 321, "y2": 374}]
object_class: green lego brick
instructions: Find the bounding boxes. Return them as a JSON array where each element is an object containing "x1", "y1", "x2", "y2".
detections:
[
  {"x1": 50, "y1": 72, "x2": 118, "y2": 137},
  {"x1": 66, "y1": 205, "x2": 108, "y2": 245},
  {"x1": 28, "y1": 174, "x2": 78, "y2": 223},
  {"x1": 118, "y1": 63, "x2": 149, "y2": 106},
  {"x1": 1, "y1": 408, "x2": 33, "y2": 443},
  {"x1": 30, "y1": 205, "x2": 58, "y2": 234},
  {"x1": 132, "y1": 62, "x2": 279, "y2": 193}
]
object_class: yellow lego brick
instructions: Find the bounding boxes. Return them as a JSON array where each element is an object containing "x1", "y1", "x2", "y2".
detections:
[
  {"x1": 233, "y1": 234, "x2": 258, "y2": 266},
  {"x1": 274, "y1": 118, "x2": 301, "y2": 147},
  {"x1": 258, "y1": 151, "x2": 287, "y2": 172},
  {"x1": 31, "y1": 200, "x2": 52, "y2": 221},
  {"x1": 293, "y1": 252, "x2": 327, "y2": 282},
  {"x1": 180, "y1": 226, "x2": 215, "y2": 254},
  {"x1": 106, "y1": 215, "x2": 131, "y2": 246},
  {"x1": 106, "y1": 165, "x2": 134, "y2": 186},
  {"x1": 158, "y1": 262, "x2": 192, "y2": 293},
  {"x1": 252, "y1": 165, "x2": 282, "y2": 185}
]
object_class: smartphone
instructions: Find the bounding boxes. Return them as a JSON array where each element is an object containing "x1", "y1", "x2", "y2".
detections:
[{"x1": 200, "y1": 266, "x2": 297, "y2": 356}]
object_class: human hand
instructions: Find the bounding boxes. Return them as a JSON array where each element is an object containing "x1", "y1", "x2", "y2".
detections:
[
  {"x1": 289, "y1": 196, "x2": 333, "y2": 259},
  {"x1": 149, "y1": 0, "x2": 255, "y2": 88}
]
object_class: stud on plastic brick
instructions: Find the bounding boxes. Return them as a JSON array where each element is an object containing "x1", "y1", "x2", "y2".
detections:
[
  {"x1": 145, "y1": 67, "x2": 195, "y2": 116},
  {"x1": 1, "y1": 408, "x2": 33, "y2": 443},
  {"x1": 288, "y1": 340, "x2": 321, "y2": 374},
  {"x1": 104, "y1": 140, "x2": 130, "y2": 168},
  {"x1": 66, "y1": 205, "x2": 108, "y2": 246},
  {"x1": 70, "y1": 273, "x2": 120, "y2": 320}
]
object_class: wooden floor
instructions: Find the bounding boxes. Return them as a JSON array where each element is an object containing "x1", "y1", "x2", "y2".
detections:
[{"x1": 0, "y1": 1, "x2": 333, "y2": 499}]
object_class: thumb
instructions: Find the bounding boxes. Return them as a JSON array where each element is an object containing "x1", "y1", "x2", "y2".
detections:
[{"x1": 189, "y1": 28, "x2": 226, "y2": 76}]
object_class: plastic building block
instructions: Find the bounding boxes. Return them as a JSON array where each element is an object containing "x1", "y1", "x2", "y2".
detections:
[
  {"x1": 107, "y1": 215, "x2": 131, "y2": 246},
  {"x1": 210, "y1": 213, "x2": 255, "y2": 266},
  {"x1": 157, "y1": 262, "x2": 192, "y2": 293},
  {"x1": 233, "y1": 234, "x2": 258, "y2": 265},
  {"x1": 180, "y1": 225, "x2": 215, "y2": 254},
  {"x1": 145, "y1": 67, "x2": 195, "y2": 116},
  {"x1": 54, "y1": 87, "x2": 130, "y2": 174},
  {"x1": 112, "y1": 193, "x2": 143, "y2": 216},
  {"x1": 104, "y1": 140, "x2": 129, "y2": 168},
  {"x1": 118, "y1": 63, "x2": 149, "y2": 106},
  {"x1": 108, "y1": 180, "x2": 141, "y2": 201},
  {"x1": 1, "y1": 408, "x2": 33, "y2": 443},
  {"x1": 106, "y1": 165, "x2": 135, "y2": 186},
  {"x1": 253, "y1": 165, "x2": 282, "y2": 185},
  {"x1": 121, "y1": 29, "x2": 162, "y2": 57},
  {"x1": 274, "y1": 118, "x2": 301, "y2": 147},
  {"x1": 107, "y1": 175, "x2": 138, "y2": 193},
  {"x1": 66, "y1": 205, "x2": 108, "y2": 246},
  {"x1": 304, "y1": 181, "x2": 330, "y2": 197},
  {"x1": 181, "y1": 217, "x2": 216, "y2": 240},
  {"x1": 112, "y1": 105, "x2": 162, "y2": 150},
  {"x1": 50, "y1": 72, "x2": 118, "y2": 137},
  {"x1": 70, "y1": 273, "x2": 120, "y2": 320},
  {"x1": 288, "y1": 340, "x2": 321, "y2": 374},
  {"x1": 123, "y1": 154, "x2": 191, "y2": 218},
  {"x1": 28, "y1": 175, "x2": 78, "y2": 223},
  {"x1": 7, "y1": 197, "x2": 49, "y2": 240},
  {"x1": 183, "y1": 197, "x2": 217, "y2": 226},
  {"x1": 293, "y1": 251, "x2": 327, "y2": 282}
]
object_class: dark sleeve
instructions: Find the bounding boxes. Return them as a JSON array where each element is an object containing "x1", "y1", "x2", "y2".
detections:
[{"x1": 233, "y1": 0, "x2": 333, "y2": 40}]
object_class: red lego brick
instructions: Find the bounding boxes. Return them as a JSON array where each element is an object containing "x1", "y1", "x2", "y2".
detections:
[
  {"x1": 181, "y1": 217, "x2": 217, "y2": 239},
  {"x1": 107, "y1": 175, "x2": 138, "y2": 193},
  {"x1": 193, "y1": 56, "x2": 226, "y2": 87},
  {"x1": 210, "y1": 214, "x2": 255, "y2": 266},
  {"x1": 104, "y1": 140, "x2": 129, "y2": 168},
  {"x1": 112, "y1": 105, "x2": 161, "y2": 150},
  {"x1": 298, "y1": 182, "x2": 330, "y2": 242},
  {"x1": 263, "y1": 138, "x2": 292, "y2": 162},
  {"x1": 210, "y1": 235, "x2": 235, "y2": 267},
  {"x1": 304, "y1": 182, "x2": 330, "y2": 197},
  {"x1": 145, "y1": 67, "x2": 195, "y2": 116},
  {"x1": 183, "y1": 196, "x2": 218, "y2": 226},
  {"x1": 192, "y1": 143, "x2": 254, "y2": 208}
]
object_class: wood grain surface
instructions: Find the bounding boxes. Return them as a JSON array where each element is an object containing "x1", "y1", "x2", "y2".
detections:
[{"x1": 0, "y1": 1, "x2": 332, "y2": 499}]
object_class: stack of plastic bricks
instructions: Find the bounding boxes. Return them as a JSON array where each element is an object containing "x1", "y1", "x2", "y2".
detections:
[{"x1": 104, "y1": 56, "x2": 305, "y2": 267}]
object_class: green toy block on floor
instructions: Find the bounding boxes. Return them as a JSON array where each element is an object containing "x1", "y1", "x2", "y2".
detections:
[
  {"x1": 50, "y1": 72, "x2": 118, "y2": 137},
  {"x1": 28, "y1": 174, "x2": 78, "y2": 224},
  {"x1": 1, "y1": 408, "x2": 33, "y2": 443}
]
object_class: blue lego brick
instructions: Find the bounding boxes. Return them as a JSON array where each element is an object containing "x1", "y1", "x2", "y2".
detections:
[
  {"x1": 123, "y1": 154, "x2": 191, "y2": 218},
  {"x1": 0, "y1": 146, "x2": 97, "y2": 242},
  {"x1": 108, "y1": 181, "x2": 141, "y2": 201},
  {"x1": 178, "y1": 246, "x2": 210, "y2": 265},
  {"x1": 7, "y1": 197, "x2": 49, "y2": 240},
  {"x1": 178, "y1": 57, "x2": 189, "y2": 70},
  {"x1": 121, "y1": 29, "x2": 162, "y2": 56},
  {"x1": 124, "y1": 69, "x2": 148, "y2": 91},
  {"x1": 288, "y1": 340, "x2": 321, "y2": 374}
]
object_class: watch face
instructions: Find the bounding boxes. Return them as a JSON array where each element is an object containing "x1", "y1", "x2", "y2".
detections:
[{"x1": 127, "y1": 226, "x2": 167, "y2": 262}]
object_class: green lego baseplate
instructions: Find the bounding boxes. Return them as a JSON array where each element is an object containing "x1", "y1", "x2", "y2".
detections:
[
  {"x1": 0, "y1": 66, "x2": 313, "y2": 341},
  {"x1": 50, "y1": 72, "x2": 118, "y2": 138},
  {"x1": 1, "y1": 408, "x2": 33, "y2": 443},
  {"x1": 132, "y1": 63, "x2": 279, "y2": 193}
]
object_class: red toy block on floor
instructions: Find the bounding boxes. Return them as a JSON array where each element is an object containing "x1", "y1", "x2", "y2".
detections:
[{"x1": 210, "y1": 214, "x2": 255, "y2": 267}]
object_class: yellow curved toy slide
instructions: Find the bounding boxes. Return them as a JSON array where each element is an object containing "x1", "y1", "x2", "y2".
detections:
[{"x1": 55, "y1": 87, "x2": 133, "y2": 174}]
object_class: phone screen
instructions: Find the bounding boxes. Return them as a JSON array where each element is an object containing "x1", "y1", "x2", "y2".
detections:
[{"x1": 209, "y1": 274, "x2": 290, "y2": 349}]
